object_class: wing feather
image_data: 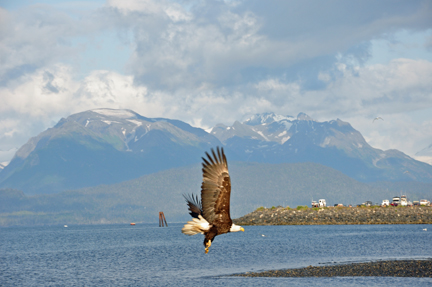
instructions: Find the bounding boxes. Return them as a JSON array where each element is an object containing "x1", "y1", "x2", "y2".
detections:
[
  {"x1": 183, "y1": 194, "x2": 202, "y2": 218},
  {"x1": 201, "y1": 147, "x2": 231, "y2": 225}
]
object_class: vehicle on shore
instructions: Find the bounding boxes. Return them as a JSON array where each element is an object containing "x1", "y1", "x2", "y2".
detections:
[
  {"x1": 413, "y1": 201, "x2": 420, "y2": 206},
  {"x1": 420, "y1": 199, "x2": 431, "y2": 206},
  {"x1": 319, "y1": 199, "x2": 326, "y2": 208},
  {"x1": 391, "y1": 196, "x2": 401, "y2": 207},
  {"x1": 401, "y1": 195, "x2": 408, "y2": 207},
  {"x1": 311, "y1": 201, "x2": 319, "y2": 208},
  {"x1": 381, "y1": 200, "x2": 390, "y2": 207}
]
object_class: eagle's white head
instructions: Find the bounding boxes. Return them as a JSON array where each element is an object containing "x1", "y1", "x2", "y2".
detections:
[{"x1": 230, "y1": 223, "x2": 245, "y2": 232}]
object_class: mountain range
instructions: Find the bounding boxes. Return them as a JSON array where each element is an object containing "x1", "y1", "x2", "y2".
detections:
[
  {"x1": 1, "y1": 108, "x2": 431, "y2": 195},
  {"x1": 0, "y1": 109, "x2": 221, "y2": 194},
  {"x1": 213, "y1": 112, "x2": 432, "y2": 183}
]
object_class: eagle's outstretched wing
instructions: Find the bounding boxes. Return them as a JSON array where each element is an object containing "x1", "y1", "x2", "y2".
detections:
[
  {"x1": 200, "y1": 147, "x2": 231, "y2": 224},
  {"x1": 183, "y1": 193, "x2": 202, "y2": 218}
]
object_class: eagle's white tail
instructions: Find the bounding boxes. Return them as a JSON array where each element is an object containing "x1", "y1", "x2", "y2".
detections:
[{"x1": 182, "y1": 215, "x2": 210, "y2": 236}]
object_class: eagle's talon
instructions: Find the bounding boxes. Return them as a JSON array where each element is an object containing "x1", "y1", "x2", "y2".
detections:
[{"x1": 205, "y1": 240, "x2": 211, "y2": 253}]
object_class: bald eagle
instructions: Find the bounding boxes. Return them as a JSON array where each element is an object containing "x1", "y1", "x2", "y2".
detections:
[{"x1": 182, "y1": 147, "x2": 244, "y2": 253}]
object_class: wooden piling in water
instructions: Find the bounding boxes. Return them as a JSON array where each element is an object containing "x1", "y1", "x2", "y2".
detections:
[{"x1": 159, "y1": 211, "x2": 168, "y2": 227}]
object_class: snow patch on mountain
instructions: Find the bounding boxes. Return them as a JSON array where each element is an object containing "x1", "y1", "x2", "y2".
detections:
[
  {"x1": 274, "y1": 114, "x2": 295, "y2": 122},
  {"x1": 244, "y1": 112, "x2": 294, "y2": 126},
  {"x1": 280, "y1": 121, "x2": 293, "y2": 129},
  {"x1": 281, "y1": 136, "x2": 290, "y2": 144},
  {"x1": 256, "y1": 130, "x2": 269, "y2": 141},
  {"x1": 372, "y1": 153, "x2": 386, "y2": 167},
  {"x1": 102, "y1": 120, "x2": 120, "y2": 125},
  {"x1": 297, "y1": 112, "x2": 314, "y2": 121},
  {"x1": 320, "y1": 137, "x2": 331, "y2": 147},
  {"x1": 92, "y1": 108, "x2": 136, "y2": 119},
  {"x1": 277, "y1": 131, "x2": 291, "y2": 144},
  {"x1": 127, "y1": 119, "x2": 143, "y2": 127}
]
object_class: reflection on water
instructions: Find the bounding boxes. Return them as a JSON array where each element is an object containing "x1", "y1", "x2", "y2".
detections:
[{"x1": 1, "y1": 223, "x2": 432, "y2": 286}]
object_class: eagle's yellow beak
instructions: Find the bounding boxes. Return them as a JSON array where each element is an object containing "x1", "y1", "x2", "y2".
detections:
[{"x1": 240, "y1": 227, "x2": 245, "y2": 232}]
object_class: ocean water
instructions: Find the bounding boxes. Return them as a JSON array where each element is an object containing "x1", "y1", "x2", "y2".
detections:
[{"x1": 1, "y1": 223, "x2": 432, "y2": 286}]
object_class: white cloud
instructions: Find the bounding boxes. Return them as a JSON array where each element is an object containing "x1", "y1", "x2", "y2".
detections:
[
  {"x1": 107, "y1": 0, "x2": 192, "y2": 22},
  {"x1": 0, "y1": 5, "x2": 82, "y2": 84}
]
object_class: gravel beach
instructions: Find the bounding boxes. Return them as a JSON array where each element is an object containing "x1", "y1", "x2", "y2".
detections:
[
  {"x1": 231, "y1": 207, "x2": 432, "y2": 279},
  {"x1": 232, "y1": 260, "x2": 432, "y2": 277},
  {"x1": 233, "y1": 206, "x2": 432, "y2": 226}
]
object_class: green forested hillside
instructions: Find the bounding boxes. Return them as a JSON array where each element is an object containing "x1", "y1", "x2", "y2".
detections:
[{"x1": 1, "y1": 161, "x2": 430, "y2": 226}]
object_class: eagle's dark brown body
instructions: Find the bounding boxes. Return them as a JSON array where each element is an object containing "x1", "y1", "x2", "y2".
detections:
[{"x1": 182, "y1": 147, "x2": 243, "y2": 253}]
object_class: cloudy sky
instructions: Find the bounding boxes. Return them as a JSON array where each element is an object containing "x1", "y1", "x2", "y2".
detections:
[{"x1": 1, "y1": 0, "x2": 432, "y2": 164}]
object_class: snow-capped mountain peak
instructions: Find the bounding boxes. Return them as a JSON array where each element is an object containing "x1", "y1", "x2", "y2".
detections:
[
  {"x1": 296, "y1": 112, "x2": 313, "y2": 121},
  {"x1": 243, "y1": 112, "x2": 295, "y2": 126},
  {"x1": 91, "y1": 108, "x2": 139, "y2": 119}
]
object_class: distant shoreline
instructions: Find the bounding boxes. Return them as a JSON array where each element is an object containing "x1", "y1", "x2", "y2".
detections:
[
  {"x1": 231, "y1": 259, "x2": 432, "y2": 277},
  {"x1": 233, "y1": 206, "x2": 432, "y2": 226}
]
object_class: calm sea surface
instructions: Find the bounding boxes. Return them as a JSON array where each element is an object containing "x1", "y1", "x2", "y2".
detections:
[{"x1": 1, "y1": 223, "x2": 432, "y2": 286}]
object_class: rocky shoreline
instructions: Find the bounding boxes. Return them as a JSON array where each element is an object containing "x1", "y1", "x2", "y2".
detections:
[
  {"x1": 231, "y1": 260, "x2": 432, "y2": 277},
  {"x1": 233, "y1": 206, "x2": 432, "y2": 225}
]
